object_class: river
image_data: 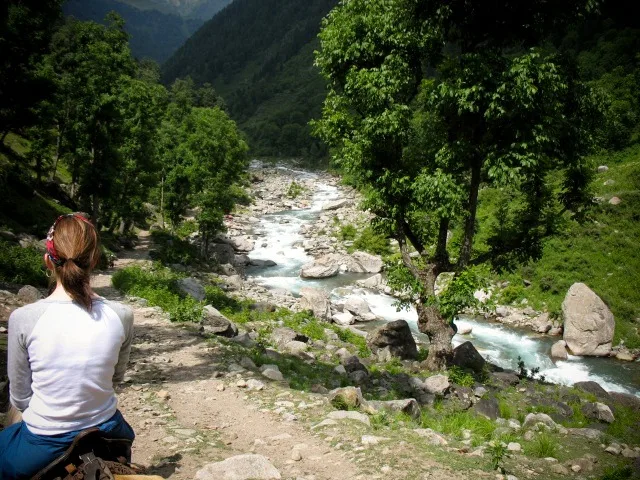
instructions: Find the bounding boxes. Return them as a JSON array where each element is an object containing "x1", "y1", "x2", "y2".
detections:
[{"x1": 245, "y1": 166, "x2": 640, "y2": 396}]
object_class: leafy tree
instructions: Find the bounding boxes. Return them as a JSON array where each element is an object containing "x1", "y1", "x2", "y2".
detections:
[
  {"x1": 0, "y1": 0, "x2": 62, "y2": 141},
  {"x1": 314, "y1": 0, "x2": 599, "y2": 369},
  {"x1": 46, "y1": 14, "x2": 136, "y2": 225}
]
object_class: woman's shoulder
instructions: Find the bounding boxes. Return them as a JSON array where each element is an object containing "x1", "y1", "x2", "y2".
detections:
[
  {"x1": 97, "y1": 298, "x2": 134, "y2": 325},
  {"x1": 8, "y1": 299, "x2": 52, "y2": 331}
]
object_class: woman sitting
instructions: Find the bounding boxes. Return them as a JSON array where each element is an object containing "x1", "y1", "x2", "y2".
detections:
[{"x1": 0, "y1": 213, "x2": 135, "y2": 479}]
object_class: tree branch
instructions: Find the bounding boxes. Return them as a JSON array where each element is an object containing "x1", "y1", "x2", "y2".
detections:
[
  {"x1": 401, "y1": 219, "x2": 425, "y2": 255},
  {"x1": 458, "y1": 158, "x2": 482, "y2": 269}
]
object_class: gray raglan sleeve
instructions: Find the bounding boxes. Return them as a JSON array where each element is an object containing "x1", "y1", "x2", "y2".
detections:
[
  {"x1": 112, "y1": 303, "x2": 134, "y2": 383},
  {"x1": 8, "y1": 304, "x2": 46, "y2": 412}
]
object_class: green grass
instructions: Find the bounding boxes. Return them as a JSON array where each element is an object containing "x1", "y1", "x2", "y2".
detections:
[
  {"x1": 420, "y1": 409, "x2": 496, "y2": 444},
  {"x1": 476, "y1": 145, "x2": 640, "y2": 347},
  {"x1": 112, "y1": 264, "x2": 204, "y2": 322},
  {"x1": 525, "y1": 432, "x2": 559, "y2": 458},
  {"x1": 606, "y1": 406, "x2": 640, "y2": 445},
  {"x1": 447, "y1": 366, "x2": 475, "y2": 387},
  {"x1": 498, "y1": 398, "x2": 516, "y2": 419},
  {"x1": 329, "y1": 325, "x2": 371, "y2": 358}
]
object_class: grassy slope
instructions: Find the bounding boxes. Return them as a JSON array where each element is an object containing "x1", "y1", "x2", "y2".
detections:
[{"x1": 476, "y1": 146, "x2": 640, "y2": 348}]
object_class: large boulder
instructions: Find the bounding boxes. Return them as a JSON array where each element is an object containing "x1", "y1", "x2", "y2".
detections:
[
  {"x1": 356, "y1": 273, "x2": 385, "y2": 290},
  {"x1": 300, "y1": 263, "x2": 340, "y2": 279},
  {"x1": 329, "y1": 386, "x2": 365, "y2": 410},
  {"x1": 332, "y1": 311, "x2": 355, "y2": 326},
  {"x1": 176, "y1": 277, "x2": 205, "y2": 301},
  {"x1": 366, "y1": 320, "x2": 418, "y2": 360},
  {"x1": 562, "y1": 283, "x2": 615, "y2": 356},
  {"x1": 351, "y1": 251, "x2": 383, "y2": 274},
  {"x1": 299, "y1": 287, "x2": 331, "y2": 320},
  {"x1": 343, "y1": 296, "x2": 371, "y2": 316},
  {"x1": 195, "y1": 454, "x2": 281, "y2": 480},
  {"x1": 270, "y1": 327, "x2": 308, "y2": 348},
  {"x1": 17, "y1": 285, "x2": 43, "y2": 304},
  {"x1": 228, "y1": 236, "x2": 255, "y2": 253},
  {"x1": 550, "y1": 340, "x2": 569, "y2": 361},
  {"x1": 201, "y1": 305, "x2": 238, "y2": 337},
  {"x1": 450, "y1": 341, "x2": 485, "y2": 373},
  {"x1": 209, "y1": 243, "x2": 236, "y2": 265}
]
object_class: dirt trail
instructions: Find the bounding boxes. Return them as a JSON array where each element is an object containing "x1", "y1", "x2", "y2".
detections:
[{"x1": 90, "y1": 232, "x2": 364, "y2": 479}]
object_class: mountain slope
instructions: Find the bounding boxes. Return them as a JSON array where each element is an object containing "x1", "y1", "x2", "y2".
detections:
[
  {"x1": 63, "y1": 0, "x2": 232, "y2": 62},
  {"x1": 162, "y1": 0, "x2": 337, "y2": 159}
]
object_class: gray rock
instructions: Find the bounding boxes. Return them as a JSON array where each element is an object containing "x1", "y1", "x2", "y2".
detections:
[
  {"x1": 566, "y1": 428, "x2": 603, "y2": 440},
  {"x1": 423, "y1": 375, "x2": 450, "y2": 395},
  {"x1": 507, "y1": 442, "x2": 522, "y2": 452},
  {"x1": 413, "y1": 428, "x2": 448, "y2": 446},
  {"x1": 195, "y1": 454, "x2": 281, "y2": 480},
  {"x1": 300, "y1": 263, "x2": 340, "y2": 279},
  {"x1": 523, "y1": 413, "x2": 557, "y2": 430},
  {"x1": 551, "y1": 340, "x2": 568, "y2": 360},
  {"x1": 326, "y1": 410, "x2": 370, "y2": 426},
  {"x1": 239, "y1": 357, "x2": 257, "y2": 370},
  {"x1": 332, "y1": 311, "x2": 355, "y2": 326},
  {"x1": 329, "y1": 386, "x2": 365, "y2": 409},
  {"x1": 367, "y1": 399, "x2": 421, "y2": 420},
  {"x1": 581, "y1": 402, "x2": 615, "y2": 423},
  {"x1": 284, "y1": 340, "x2": 308, "y2": 355},
  {"x1": 491, "y1": 371, "x2": 520, "y2": 386},
  {"x1": 573, "y1": 381, "x2": 610, "y2": 401},
  {"x1": 343, "y1": 296, "x2": 371, "y2": 316},
  {"x1": 234, "y1": 254, "x2": 251, "y2": 266},
  {"x1": 322, "y1": 199, "x2": 350, "y2": 211},
  {"x1": 299, "y1": 287, "x2": 331, "y2": 320},
  {"x1": 249, "y1": 259, "x2": 277, "y2": 267},
  {"x1": 357, "y1": 273, "x2": 385, "y2": 289},
  {"x1": 609, "y1": 391, "x2": 640, "y2": 411},
  {"x1": 597, "y1": 165, "x2": 609, "y2": 173},
  {"x1": 473, "y1": 397, "x2": 499, "y2": 420},
  {"x1": 348, "y1": 370, "x2": 369, "y2": 384},
  {"x1": 246, "y1": 379, "x2": 265, "y2": 391},
  {"x1": 562, "y1": 283, "x2": 615, "y2": 356},
  {"x1": 366, "y1": 320, "x2": 418, "y2": 360},
  {"x1": 605, "y1": 444, "x2": 622, "y2": 455},
  {"x1": 351, "y1": 251, "x2": 383, "y2": 274},
  {"x1": 270, "y1": 327, "x2": 308, "y2": 348},
  {"x1": 261, "y1": 366, "x2": 285, "y2": 382},
  {"x1": 209, "y1": 243, "x2": 235, "y2": 265},
  {"x1": 230, "y1": 333, "x2": 257, "y2": 348},
  {"x1": 228, "y1": 236, "x2": 255, "y2": 253},
  {"x1": 451, "y1": 341, "x2": 485, "y2": 373},
  {"x1": 177, "y1": 277, "x2": 205, "y2": 301},
  {"x1": 201, "y1": 305, "x2": 238, "y2": 337},
  {"x1": 609, "y1": 196, "x2": 621, "y2": 205},
  {"x1": 17, "y1": 285, "x2": 43, "y2": 304}
]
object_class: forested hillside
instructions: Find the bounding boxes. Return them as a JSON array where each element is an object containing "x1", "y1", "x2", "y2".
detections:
[
  {"x1": 63, "y1": 0, "x2": 233, "y2": 62},
  {"x1": 162, "y1": 0, "x2": 336, "y2": 160}
]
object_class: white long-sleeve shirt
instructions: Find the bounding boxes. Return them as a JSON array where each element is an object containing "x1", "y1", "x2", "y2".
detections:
[{"x1": 7, "y1": 297, "x2": 134, "y2": 435}]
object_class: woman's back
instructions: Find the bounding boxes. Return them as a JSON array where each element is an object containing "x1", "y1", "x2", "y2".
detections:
[{"x1": 9, "y1": 298, "x2": 134, "y2": 435}]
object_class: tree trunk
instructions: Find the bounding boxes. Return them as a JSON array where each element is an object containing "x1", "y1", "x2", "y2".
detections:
[
  {"x1": 459, "y1": 160, "x2": 482, "y2": 268},
  {"x1": 50, "y1": 124, "x2": 62, "y2": 182},
  {"x1": 417, "y1": 302, "x2": 455, "y2": 370},
  {"x1": 160, "y1": 174, "x2": 165, "y2": 229}
]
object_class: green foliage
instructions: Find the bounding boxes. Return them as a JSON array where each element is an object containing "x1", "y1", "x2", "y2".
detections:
[
  {"x1": 282, "y1": 310, "x2": 327, "y2": 341},
  {"x1": 329, "y1": 326, "x2": 371, "y2": 358},
  {"x1": 111, "y1": 264, "x2": 203, "y2": 322},
  {"x1": 0, "y1": 241, "x2": 47, "y2": 286},
  {"x1": 338, "y1": 224, "x2": 357, "y2": 241},
  {"x1": 599, "y1": 465, "x2": 633, "y2": 480},
  {"x1": 498, "y1": 399, "x2": 515, "y2": 420},
  {"x1": 174, "y1": 220, "x2": 199, "y2": 239},
  {"x1": 352, "y1": 226, "x2": 391, "y2": 256},
  {"x1": 286, "y1": 181, "x2": 306, "y2": 199},
  {"x1": 150, "y1": 230, "x2": 201, "y2": 266},
  {"x1": 420, "y1": 410, "x2": 496, "y2": 444},
  {"x1": 606, "y1": 406, "x2": 640, "y2": 445},
  {"x1": 487, "y1": 440, "x2": 509, "y2": 472},
  {"x1": 525, "y1": 432, "x2": 559, "y2": 458},
  {"x1": 447, "y1": 366, "x2": 475, "y2": 388}
]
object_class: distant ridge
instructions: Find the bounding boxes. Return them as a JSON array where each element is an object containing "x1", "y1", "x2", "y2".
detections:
[{"x1": 162, "y1": 0, "x2": 337, "y2": 159}]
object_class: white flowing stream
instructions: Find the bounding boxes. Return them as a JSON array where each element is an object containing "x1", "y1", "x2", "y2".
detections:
[{"x1": 246, "y1": 166, "x2": 640, "y2": 396}]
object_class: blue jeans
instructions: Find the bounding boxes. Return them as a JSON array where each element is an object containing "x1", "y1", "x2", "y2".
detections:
[{"x1": 0, "y1": 410, "x2": 135, "y2": 480}]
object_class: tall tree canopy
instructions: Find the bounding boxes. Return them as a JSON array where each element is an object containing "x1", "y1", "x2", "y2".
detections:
[{"x1": 314, "y1": 0, "x2": 600, "y2": 369}]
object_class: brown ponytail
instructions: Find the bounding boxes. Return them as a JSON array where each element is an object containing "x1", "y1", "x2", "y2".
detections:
[{"x1": 49, "y1": 215, "x2": 101, "y2": 310}]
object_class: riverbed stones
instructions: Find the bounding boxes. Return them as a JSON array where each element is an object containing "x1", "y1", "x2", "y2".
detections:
[
  {"x1": 195, "y1": 454, "x2": 281, "y2": 480},
  {"x1": 332, "y1": 311, "x2": 355, "y2": 326},
  {"x1": 451, "y1": 341, "x2": 485, "y2": 373},
  {"x1": 201, "y1": 305, "x2": 238, "y2": 337},
  {"x1": 366, "y1": 320, "x2": 418, "y2": 360},
  {"x1": 209, "y1": 242, "x2": 236, "y2": 264},
  {"x1": 177, "y1": 277, "x2": 206, "y2": 301},
  {"x1": 562, "y1": 283, "x2": 615, "y2": 356},
  {"x1": 357, "y1": 273, "x2": 385, "y2": 290},
  {"x1": 351, "y1": 251, "x2": 383, "y2": 273},
  {"x1": 300, "y1": 263, "x2": 340, "y2": 279},
  {"x1": 299, "y1": 287, "x2": 331, "y2": 320},
  {"x1": 550, "y1": 340, "x2": 568, "y2": 360},
  {"x1": 581, "y1": 402, "x2": 615, "y2": 423},
  {"x1": 343, "y1": 296, "x2": 371, "y2": 316},
  {"x1": 322, "y1": 199, "x2": 350, "y2": 211}
]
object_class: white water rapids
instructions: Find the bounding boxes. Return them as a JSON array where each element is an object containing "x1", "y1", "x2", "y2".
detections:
[{"x1": 246, "y1": 166, "x2": 640, "y2": 396}]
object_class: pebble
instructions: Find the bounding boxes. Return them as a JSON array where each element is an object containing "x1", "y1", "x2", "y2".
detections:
[
  {"x1": 507, "y1": 442, "x2": 521, "y2": 452},
  {"x1": 156, "y1": 390, "x2": 170, "y2": 401},
  {"x1": 571, "y1": 465, "x2": 582, "y2": 473},
  {"x1": 236, "y1": 379, "x2": 248, "y2": 388}
]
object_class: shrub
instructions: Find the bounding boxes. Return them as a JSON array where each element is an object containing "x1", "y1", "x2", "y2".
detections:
[
  {"x1": 352, "y1": 226, "x2": 391, "y2": 256},
  {"x1": 329, "y1": 325, "x2": 371, "y2": 357},
  {"x1": 526, "y1": 432, "x2": 558, "y2": 458},
  {"x1": 447, "y1": 366, "x2": 475, "y2": 387},
  {"x1": 338, "y1": 224, "x2": 357, "y2": 241},
  {"x1": 175, "y1": 220, "x2": 198, "y2": 239},
  {"x1": 286, "y1": 181, "x2": 305, "y2": 199},
  {"x1": 150, "y1": 230, "x2": 200, "y2": 265},
  {"x1": 0, "y1": 240, "x2": 47, "y2": 286}
]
